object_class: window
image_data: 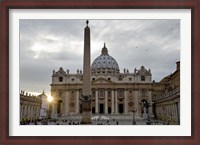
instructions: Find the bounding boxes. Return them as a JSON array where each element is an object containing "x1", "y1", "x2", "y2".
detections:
[
  {"x1": 141, "y1": 76, "x2": 145, "y2": 81},
  {"x1": 92, "y1": 78, "x2": 95, "y2": 81},
  {"x1": 141, "y1": 89, "x2": 146, "y2": 97},
  {"x1": 98, "y1": 89, "x2": 105, "y2": 97},
  {"x1": 118, "y1": 75, "x2": 123, "y2": 81},
  {"x1": 59, "y1": 91, "x2": 62, "y2": 98},
  {"x1": 59, "y1": 77, "x2": 63, "y2": 82},
  {"x1": 108, "y1": 78, "x2": 111, "y2": 81},
  {"x1": 71, "y1": 78, "x2": 75, "y2": 82},
  {"x1": 129, "y1": 78, "x2": 132, "y2": 81},
  {"x1": 118, "y1": 78, "x2": 122, "y2": 81},
  {"x1": 118, "y1": 89, "x2": 124, "y2": 97},
  {"x1": 71, "y1": 91, "x2": 75, "y2": 98},
  {"x1": 92, "y1": 90, "x2": 96, "y2": 98},
  {"x1": 108, "y1": 90, "x2": 111, "y2": 97}
]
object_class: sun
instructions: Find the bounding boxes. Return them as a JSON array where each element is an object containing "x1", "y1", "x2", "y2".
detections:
[{"x1": 47, "y1": 96, "x2": 53, "y2": 102}]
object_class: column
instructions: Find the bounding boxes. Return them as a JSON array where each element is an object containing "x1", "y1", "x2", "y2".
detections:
[
  {"x1": 134, "y1": 90, "x2": 139, "y2": 117},
  {"x1": 51, "y1": 102, "x2": 57, "y2": 119},
  {"x1": 167, "y1": 105, "x2": 170, "y2": 119},
  {"x1": 170, "y1": 104, "x2": 172, "y2": 117},
  {"x1": 169, "y1": 104, "x2": 171, "y2": 121},
  {"x1": 172, "y1": 104, "x2": 175, "y2": 121},
  {"x1": 105, "y1": 90, "x2": 108, "y2": 114},
  {"x1": 30, "y1": 106, "x2": 33, "y2": 120},
  {"x1": 65, "y1": 91, "x2": 69, "y2": 115},
  {"x1": 95, "y1": 89, "x2": 98, "y2": 114},
  {"x1": 76, "y1": 90, "x2": 79, "y2": 114},
  {"x1": 111, "y1": 90, "x2": 114, "y2": 114},
  {"x1": 156, "y1": 107, "x2": 158, "y2": 118},
  {"x1": 36, "y1": 106, "x2": 39, "y2": 118},
  {"x1": 25, "y1": 105, "x2": 27, "y2": 118},
  {"x1": 27, "y1": 106, "x2": 30, "y2": 119},
  {"x1": 148, "y1": 90, "x2": 153, "y2": 115},
  {"x1": 34, "y1": 106, "x2": 36, "y2": 120},
  {"x1": 171, "y1": 104, "x2": 174, "y2": 121},
  {"x1": 174, "y1": 103, "x2": 177, "y2": 122},
  {"x1": 172, "y1": 104, "x2": 175, "y2": 117},
  {"x1": 115, "y1": 90, "x2": 118, "y2": 114},
  {"x1": 60, "y1": 103, "x2": 63, "y2": 115},
  {"x1": 29, "y1": 106, "x2": 31, "y2": 120},
  {"x1": 124, "y1": 89, "x2": 128, "y2": 114},
  {"x1": 20, "y1": 104, "x2": 23, "y2": 121},
  {"x1": 178, "y1": 102, "x2": 180, "y2": 123}
]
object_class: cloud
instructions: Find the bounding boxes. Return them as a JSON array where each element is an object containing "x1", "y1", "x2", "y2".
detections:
[{"x1": 20, "y1": 19, "x2": 180, "y2": 95}]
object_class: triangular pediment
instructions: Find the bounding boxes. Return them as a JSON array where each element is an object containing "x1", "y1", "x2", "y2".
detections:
[{"x1": 92, "y1": 77, "x2": 113, "y2": 84}]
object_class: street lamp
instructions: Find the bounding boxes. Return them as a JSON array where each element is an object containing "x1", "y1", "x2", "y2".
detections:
[
  {"x1": 132, "y1": 108, "x2": 137, "y2": 125},
  {"x1": 142, "y1": 100, "x2": 151, "y2": 125}
]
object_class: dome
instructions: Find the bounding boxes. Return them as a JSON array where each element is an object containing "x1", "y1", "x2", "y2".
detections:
[{"x1": 91, "y1": 43, "x2": 120, "y2": 75}]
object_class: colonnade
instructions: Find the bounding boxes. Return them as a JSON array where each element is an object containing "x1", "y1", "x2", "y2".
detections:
[
  {"x1": 156, "y1": 101, "x2": 180, "y2": 124},
  {"x1": 20, "y1": 104, "x2": 41, "y2": 122},
  {"x1": 51, "y1": 89, "x2": 153, "y2": 118}
]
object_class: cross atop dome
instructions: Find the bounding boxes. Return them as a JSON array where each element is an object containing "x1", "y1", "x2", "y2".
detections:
[
  {"x1": 101, "y1": 43, "x2": 108, "y2": 55},
  {"x1": 86, "y1": 20, "x2": 89, "y2": 26}
]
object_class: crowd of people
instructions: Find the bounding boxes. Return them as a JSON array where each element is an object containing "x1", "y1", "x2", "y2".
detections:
[
  {"x1": 20, "y1": 118, "x2": 121, "y2": 125},
  {"x1": 20, "y1": 118, "x2": 170, "y2": 125}
]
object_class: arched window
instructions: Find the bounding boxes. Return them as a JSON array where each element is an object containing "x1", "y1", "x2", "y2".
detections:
[
  {"x1": 141, "y1": 75, "x2": 145, "y2": 81},
  {"x1": 98, "y1": 89, "x2": 105, "y2": 98},
  {"x1": 92, "y1": 90, "x2": 96, "y2": 98},
  {"x1": 108, "y1": 90, "x2": 111, "y2": 98},
  {"x1": 118, "y1": 89, "x2": 124, "y2": 97}
]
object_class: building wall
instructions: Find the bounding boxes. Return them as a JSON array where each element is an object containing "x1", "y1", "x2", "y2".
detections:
[{"x1": 152, "y1": 62, "x2": 180, "y2": 124}]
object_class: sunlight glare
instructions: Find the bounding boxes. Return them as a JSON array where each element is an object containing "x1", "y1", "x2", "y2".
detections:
[{"x1": 47, "y1": 96, "x2": 53, "y2": 102}]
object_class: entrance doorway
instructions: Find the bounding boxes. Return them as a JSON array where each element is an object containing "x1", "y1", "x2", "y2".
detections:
[
  {"x1": 152, "y1": 103, "x2": 156, "y2": 119},
  {"x1": 118, "y1": 104, "x2": 124, "y2": 114},
  {"x1": 99, "y1": 104, "x2": 104, "y2": 114},
  {"x1": 92, "y1": 107, "x2": 95, "y2": 114},
  {"x1": 108, "y1": 107, "x2": 111, "y2": 114},
  {"x1": 57, "y1": 100, "x2": 62, "y2": 115},
  {"x1": 79, "y1": 104, "x2": 82, "y2": 113}
]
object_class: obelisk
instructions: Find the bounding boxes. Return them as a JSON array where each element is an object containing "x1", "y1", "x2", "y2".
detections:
[{"x1": 81, "y1": 20, "x2": 92, "y2": 124}]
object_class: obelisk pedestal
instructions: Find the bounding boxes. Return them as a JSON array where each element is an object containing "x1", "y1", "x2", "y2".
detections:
[{"x1": 81, "y1": 20, "x2": 92, "y2": 124}]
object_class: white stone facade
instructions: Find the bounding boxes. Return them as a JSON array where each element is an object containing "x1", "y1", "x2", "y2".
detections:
[{"x1": 50, "y1": 45, "x2": 153, "y2": 118}]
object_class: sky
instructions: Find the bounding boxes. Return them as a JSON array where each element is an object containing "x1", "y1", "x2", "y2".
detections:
[{"x1": 19, "y1": 19, "x2": 180, "y2": 96}]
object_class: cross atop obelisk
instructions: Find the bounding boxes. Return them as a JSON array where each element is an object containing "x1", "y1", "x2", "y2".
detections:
[{"x1": 81, "y1": 20, "x2": 92, "y2": 124}]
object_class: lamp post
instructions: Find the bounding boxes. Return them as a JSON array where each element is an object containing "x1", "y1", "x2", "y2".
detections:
[
  {"x1": 132, "y1": 108, "x2": 137, "y2": 125},
  {"x1": 142, "y1": 100, "x2": 151, "y2": 125}
]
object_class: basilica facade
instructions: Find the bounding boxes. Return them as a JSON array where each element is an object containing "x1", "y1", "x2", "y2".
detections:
[{"x1": 50, "y1": 43, "x2": 153, "y2": 118}]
